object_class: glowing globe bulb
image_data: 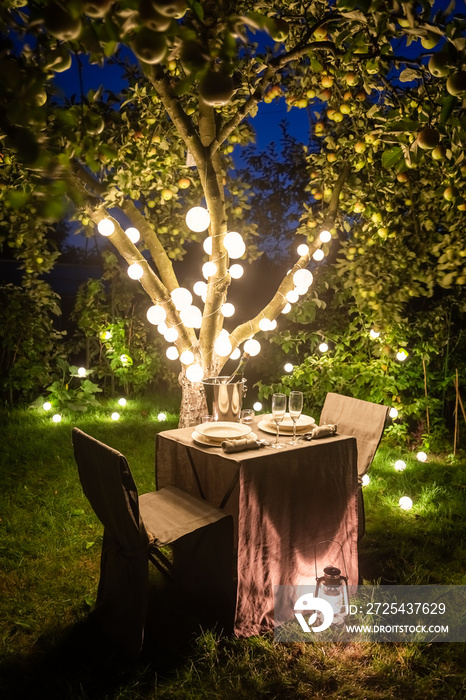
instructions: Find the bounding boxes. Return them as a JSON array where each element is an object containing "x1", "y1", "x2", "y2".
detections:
[
  {"x1": 284, "y1": 362, "x2": 293, "y2": 373},
  {"x1": 313, "y1": 248, "x2": 325, "y2": 261},
  {"x1": 186, "y1": 363, "x2": 204, "y2": 382},
  {"x1": 157, "y1": 412, "x2": 167, "y2": 421},
  {"x1": 203, "y1": 236, "x2": 213, "y2": 255},
  {"x1": 224, "y1": 231, "x2": 245, "y2": 259},
  {"x1": 52, "y1": 413, "x2": 62, "y2": 423},
  {"x1": 180, "y1": 305, "x2": 202, "y2": 329},
  {"x1": 128, "y1": 263, "x2": 144, "y2": 280},
  {"x1": 146, "y1": 305, "x2": 166, "y2": 325},
  {"x1": 43, "y1": 401, "x2": 52, "y2": 411},
  {"x1": 396, "y1": 349, "x2": 408, "y2": 362},
  {"x1": 202, "y1": 261, "x2": 217, "y2": 279},
  {"x1": 370, "y1": 328, "x2": 381, "y2": 339},
  {"x1": 253, "y1": 401, "x2": 262, "y2": 411},
  {"x1": 293, "y1": 268, "x2": 313, "y2": 289},
  {"x1": 281, "y1": 302, "x2": 292, "y2": 314},
  {"x1": 164, "y1": 327, "x2": 178, "y2": 342},
  {"x1": 214, "y1": 331, "x2": 232, "y2": 357},
  {"x1": 389, "y1": 407, "x2": 399, "y2": 419},
  {"x1": 125, "y1": 227, "x2": 140, "y2": 243},
  {"x1": 297, "y1": 243, "x2": 309, "y2": 256},
  {"x1": 221, "y1": 302, "x2": 235, "y2": 317},
  {"x1": 193, "y1": 281, "x2": 207, "y2": 297},
  {"x1": 111, "y1": 412, "x2": 120, "y2": 421},
  {"x1": 97, "y1": 218, "x2": 114, "y2": 236},
  {"x1": 244, "y1": 338, "x2": 261, "y2": 356},
  {"x1": 229, "y1": 264, "x2": 244, "y2": 279},
  {"x1": 186, "y1": 206, "x2": 210, "y2": 232},
  {"x1": 286, "y1": 289, "x2": 299, "y2": 304},
  {"x1": 120, "y1": 354, "x2": 129, "y2": 364},
  {"x1": 399, "y1": 496, "x2": 413, "y2": 510},
  {"x1": 77, "y1": 367, "x2": 86, "y2": 377},
  {"x1": 180, "y1": 350, "x2": 194, "y2": 365},
  {"x1": 118, "y1": 398, "x2": 127, "y2": 407},
  {"x1": 230, "y1": 347, "x2": 241, "y2": 360},
  {"x1": 166, "y1": 346, "x2": 179, "y2": 360},
  {"x1": 157, "y1": 321, "x2": 168, "y2": 335},
  {"x1": 101, "y1": 330, "x2": 112, "y2": 341},
  {"x1": 319, "y1": 229, "x2": 332, "y2": 243},
  {"x1": 362, "y1": 474, "x2": 370, "y2": 486},
  {"x1": 269, "y1": 319, "x2": 277, "y2": 330},
  {"x1": 416, "y1": 451, "x2": 427, "y2": 462},
  {"x1": 394, "y1": 460, "x2": 406, "y2": 472},
  {"x1": 319, "y1": 342, "x2": 329, "y2": 353},
  {"x1": 259, "y1": 318, "x2": 271, "y2": 331},
  {"x1": 171, "y1": 287, "x2": 192, "y2": 310}
]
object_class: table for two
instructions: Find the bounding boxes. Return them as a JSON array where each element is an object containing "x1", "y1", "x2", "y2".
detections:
[{"x1": 155, "y1": 418, "x2": 359, "y2": 637}]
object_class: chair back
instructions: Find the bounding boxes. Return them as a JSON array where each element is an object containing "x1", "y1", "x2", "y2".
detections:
[{"x1": 320, "y1": 393, "x2": 389, "y2": 480}]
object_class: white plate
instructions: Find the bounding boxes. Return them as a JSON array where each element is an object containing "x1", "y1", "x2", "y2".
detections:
[
  {"x1": 194, "y1": 421, "x2": 252, "y2": 442},
  {"x1": 192, "y1": 431, "x2": 257, "y2": 447},
  {"x1": 260, "y1": 414, "x2": 316, "y2": 432},
  {"x1": 258, "y1": 418, "x2": 317, "y2": 436}
]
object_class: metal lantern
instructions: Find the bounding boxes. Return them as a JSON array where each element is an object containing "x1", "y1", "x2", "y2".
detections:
[{"x1": 314, "y1": 540, "x2": 350, "y2": 625}]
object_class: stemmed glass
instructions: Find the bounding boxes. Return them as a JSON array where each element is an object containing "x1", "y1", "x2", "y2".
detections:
[
  {"x1": 288, "y1": 391, "x2": 304, "y2": 444},
  {"x1": 271, "y1": 393, "x2": 287, "y2": 449}
]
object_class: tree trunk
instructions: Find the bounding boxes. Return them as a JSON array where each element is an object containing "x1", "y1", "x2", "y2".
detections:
[{"x1": 178, "y1": 370, "x2": 209, "y2": 428}]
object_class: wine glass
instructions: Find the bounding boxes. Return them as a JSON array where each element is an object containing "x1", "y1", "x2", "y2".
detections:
[
  {"x1": 288, "y1": 391, "x2": 304, "y2": 444},
  {"x1": 271, "y1": 393, "x2": 287, "y2": 449}
]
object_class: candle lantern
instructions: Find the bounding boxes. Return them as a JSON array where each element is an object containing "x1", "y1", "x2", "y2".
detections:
[{"x1": 314, "y1": 540, "x2": 349, "y2": 625}]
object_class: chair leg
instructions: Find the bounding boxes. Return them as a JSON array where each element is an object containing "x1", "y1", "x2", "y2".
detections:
[{"x1": 149, "y1": 547, "x2": 175, "y2": 578}]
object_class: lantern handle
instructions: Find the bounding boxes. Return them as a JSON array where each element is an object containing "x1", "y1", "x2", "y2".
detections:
[{"x1": 314, "y1": 539, "x2": 348, "y2": 580}]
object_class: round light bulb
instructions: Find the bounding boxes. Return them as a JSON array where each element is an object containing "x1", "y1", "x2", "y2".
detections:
[
  {"x1": 128, "y1": 263, "x2": 144, "y2": 280},
  {"x1": 269, "y1": 319, "x2": 277, "y2": 330},
  {"x1": 118, "y1": 398, "x2": 127, "y2": 407},
  {"x1": 259, "y1": 318, "x2": 271, "y2": 331},
  {"x1": 171, "y1": 287, "x2": 193, "y2": 311},
  {"x1": 297, "y1": 243, "x2": 309, "y2": 256},
  {"x1": 125, "y1": 227, "x2": 140, "y2": 244},
  {"x1": 229, "y1": 264, "x2": 244, "y2": 279},
  {"x1": 157, "y1": 321, "x2": 168, "y2": 335},
  {"x1": 111, "y1": 412, "x2": 120, "y2": 421},
  {"x1": 97, "y1": 218, "x2": 115, "y2": 236},
  {"x1": 319, "y1": 229, "x2": 332, "y2": 243},
  {"x1": 362, "y1": 474, "x2": 370, "y2": 486},
  {"x1": 186, "y1": 206, "x2": 210, "y2": 232},
  {"x1": 389, "y1": 407, "x2": 399, "y2": 419},
  {"x1": 164, "y1": 327, "x2": 178, "y2": 342},
  {"x1": 193, "y1": 281, "x2": 207, "y2": 297},
  {"x1": 399, "y1": 496, "x2": 413, "y2": 510},
  {"x1": 166, "y1": 346, "x2": 179, "y2": 360},
  {"x1": 180, "y1": 305, "x2": 202, "y2": 329},
  {"x1": 284, "y1": 362, "x2": 293, "y2": 373},
  {"x1": 101, "y1": 330, "x2": 112, "y2": 341},
  {"x1": 396, "y1": 349, "x2": 408, "y2": 362},
  {"x1": 313, "y1": 248, "x2": 325, "y2": 261},
  {"x1": 180, "y1": 350, "x2": 194, "y2": 365},
  {"x1": 202, "y1": 261, "x2": 217, "y2": 279},
  {"x1": 186, "y1": 363, "x2": 204, "y2": 382},
  {"x1": 282, "y1": 302, "x2": 292, "y2": 314},
  {"x1": 146, "y1": 305, "x2": 166, "y2": 325},
  {"x1": 221, "y1": 303, "x2": 235, "y2": 317},
  {"x1": 319, "y1": 342, "x2": 329, "y2": 353},
  {"x1": 214, "y1": 330, "x2": 232, "y2": 357},
  {"x1": 416, "y1": 451, "x2": 427, "y2": 462},
  {"x1": 230, "y1": 347, "x2": 241, "y2": 360},
  {"x1": 370, "y1": 328, "x2": 381, "y2": 339},
  {"x1": 224, "y1": 231, "x2": 245, "y2": 259},
  {"x1": 52, "y1": 413, "x2": 62, "y2": 423},
  {"x1": 286, "y1": 289, "x2": 299, "y2": 304},
  {"x1": 157, "y1": 412, "x2": 167, "y2": 421},
  {"x1": 293, "y1": 268, "x2": 313, "y2": 289},
  {"x1": 244, "y1": 338, "x2": 261, "y2": 356},
  {"x1": 43, "y1": 401, "x2": 52, "y2": 411},
  {"x1": 253, "y1": 401, "x2": 262, "y2": 411},
  {"x1": 394, "y1": 459, "x2": 406, "y2": 472},
  {"x1": 203, "y1": 236, "x2": 213, "y2": 255},
  {"x1": 120, "y1": 354, "x2": 129, "y2": 364},
  {"x1": 77, "y1": 367, "x2": 86, "y2": 377}
]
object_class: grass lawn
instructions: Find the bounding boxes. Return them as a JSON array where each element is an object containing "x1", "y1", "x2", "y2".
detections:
[{"x1": 0, "y1": 399, "x2": 465, "y2": 699}]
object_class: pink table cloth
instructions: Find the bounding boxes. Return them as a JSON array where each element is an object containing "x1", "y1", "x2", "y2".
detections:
[{"x1": 155, "y1": 419, "x2": 359, "y2": 637}]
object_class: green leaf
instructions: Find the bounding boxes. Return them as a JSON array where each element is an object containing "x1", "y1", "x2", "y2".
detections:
[
  {"x1": 188, "y1": 0, "x2": 204, "y2": 21},
  {"x1": 381, "y1": 147, "x2": 403, "y2": 168}
]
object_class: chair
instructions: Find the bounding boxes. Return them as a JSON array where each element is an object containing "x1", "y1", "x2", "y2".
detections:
[
  {"x1": 319, "y1": 393, "x2": 390, "y2": 539},
  {"x1": 72, "y1": 428, "x2": 233, "y2": 660}
]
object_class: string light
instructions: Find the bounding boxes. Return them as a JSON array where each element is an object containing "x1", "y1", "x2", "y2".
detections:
[
  {"x1": 180, "y1": 350, "x2": 194, "y2": 365},
  {"x1": 120, "y1": 354, "x2": 130, "y2": 364},
  {"x1": 186, "y1": 206, "x2": 210, "y2": 232},
  {"x1": 52, "y1": 414, "x2": 62, "y2": 423},
  {"x1": 230, "y1": 347, "x2": 241, "y2": 360},
  {"x1": 269, "y1": 319, "x2": 277, "y2": 330},
  {"x1": 221, "y1": 302, "x2": 235, "y2": 317},
  {"x1": 186, "y1": 363, "x2": 204, "y2": 382},
  {"x1": 244, "y1": 338, "x2": 261, "y2": 356},
  {"x1": 147, "y1": 305, "x2": 166, "y2": 325},
  {"x1": 389, "y1": 407, "x2": 399, "y2": 419},
  {"x1": 164, "y1": 327, "x2": 178, "y2": 342},
  {"x1": 259, "y1": 318, "x2": 272, "y2": 331},
  {"x1": 171, "y1": 287, "x2": 192, "y2": 310},
  {"x1": 293, "y1": 268, "x2": 313, "y2": 289},
  {"x1": 253, "y1": 401, "x2": 262, "y2": 411},
  {"x1": 281, "y1": 302, "x2": 292, "y2": 314},
  {"x1": 416, "y1": 451, "x2": 427, "y2": 462},
  {"x1": 318, "y1": 342, "x2": 329, "y2": 352},
  {"x1": 43, "y1": 401, "x2": 52, "y2": 411},
  {"x1": 399, "y1": 496, "x2": 413, "y2": 510},
  {"x1": 101, "y1": 330, "x2": 112, "y2": 341},
  {"x1": 224, "y1": 231, "x2": 245, "y2": 259},
  {"x1": 319, "y1": 229, "x2": 332, "y2": 243},
  {"x1": 297, "y1": 243, "x2": 309, "y2": 256},
  {"x1": 229, "y1": 264, "x2": 244, "y2": 279},
  {"x1": 180, "y1": 305, "x2": 202, "y2": 328},
  {"x1": 203, "y1": 236, "x2": 213, "y2": 254},
  {"x1": 396, "y1": 349, "x2": 409, "y2": 362},
  {"x1": 166, "y1": 346, "x2": 179, "y2": 360},
  {"x1": 284, "y1": 362, "x2": 293, "y2": 372},
  {"x1": 193, "y1": 281, "x2": 207, "y2": 297},
  {"x1": 286, "y1": 289, "x2": 299, "y2": 303},
  {"x1": 214, "y1": 330, "x2": 232, "y2": 357},
  {"x1": 157, "y1": 321, "x2": 168, "y2": 335},
  {"x1": 111, "y1": 412, "x2": 120, "y2": 421},
  {"x1": 97, "y1": 218, "x2": 114, "y2": 236},
  {"x1": 125, "y1": 227, "x2": 140, "y2": 243},
  {"x1": 77, "y1": 367, "x2": 86, "y2": 377},
  {"x1": 157, "y1": 412, "x2": 167, "y2": 421},
  {"x1": 118, "y1": 398, "x2": 127, "y2": 406},
  {"x1": 313, "y1": 249, "x2": 325, "y2": 261},
  {"x1": 128, "y1": 263, "x2": 144, "y2": 280},
  {"x1": 394, "y1": 460, "x2": 406, "y2": 471},
  {"x1": 362, "y1": 474, "x2": 370, "y2": 486},
  {"x1": 202, "y1": 261, "x2": 217, "y2": 279},
  {"x1": 370, "y1": 328, "x2": 381, "y2": 339}
]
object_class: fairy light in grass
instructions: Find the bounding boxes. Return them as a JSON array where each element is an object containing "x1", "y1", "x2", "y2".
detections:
[
  {"x1": 394, "y1": 460, "x2": 406, "y2": 471},
  {"x1": 319, "y1": 342, "x2": 329, "y2": 353},
  {"x1": 389, "y1": 407, "x2": 399, "y2": 419},
  {"x1": 416, "y1": 451, "x2": 427, "y2": 462},
  {"x1": 313, "y1": 249, "x2": 325, "y2": 262},
  {"x1": 157, "y1": 412, "x2": 167, "y2": 421},
  {"x1": 362, "y1": 474, "x2": 370, "y2": 486},
  {"x1": 43, "y1": 401, "x2": 52, "y2": 411},
  {"x1": 319, "y1": 229, "x2": 332, "y2": 243},
  {"x1": 128, "y1": 263, "x2": 144, "y2": 280},
  {"x1": 97, "y1": 218, "x2": 114, "y2": 236},
  {"x1": 253, "y1": 401, "x2": 262, "y2": 411},
  {"x1": 118, "y1": 398, "x2": 127, "y2": 407},
  {"x1": 111, "y1": 412, "x2": 120, "y2": 421},
  {"x1": 52, "y1": 413, "x2": 62, "y2": 423},
  {"x1": 77, "y1": 367, "x2": 86, "y2": 377},
  {"x1": 125, "y1": 227, "x2": 140, "y2": 244},
  {"x1": 284, "y1": 362, "x2": 293, "y2": 373},
  {"x1": 399, "y1": 496, "x2": 413, "y2": 510}
]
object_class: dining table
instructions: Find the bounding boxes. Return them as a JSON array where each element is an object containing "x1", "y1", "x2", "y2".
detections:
[{"x1": 155, "y1": 416, "x2": 359, "y2": 637}]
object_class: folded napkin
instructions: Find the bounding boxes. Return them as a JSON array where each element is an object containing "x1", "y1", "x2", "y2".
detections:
[
  {"x1": 222, "y1": 437, "x2": 263, "y2": 453},
  {"x1": 300, "y1": 424, "x2": 338, "y2": 441}
]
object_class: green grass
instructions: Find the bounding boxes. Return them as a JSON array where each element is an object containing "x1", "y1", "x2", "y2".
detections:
[{"x1": 1, "y1": 400, "x2": 465, "y2": 699}]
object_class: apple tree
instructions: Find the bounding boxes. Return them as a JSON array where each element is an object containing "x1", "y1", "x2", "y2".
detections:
[{"x1": 1, "y1": 0, "x2": 466, "y2": 425}]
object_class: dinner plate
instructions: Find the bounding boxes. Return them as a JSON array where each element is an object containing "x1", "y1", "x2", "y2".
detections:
[
  {"x1": 194, "y1": 421, "x2": 252, "y2": 442},
  {"x1": 259, "y1": 414, "x2": 316, "y2": 433},
  {"x1": 192, "y1": 431, "x2": 257, "y2": 447},
  {"x1": 258, "y1": 416, "x2": 317, "y2": 436}
]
